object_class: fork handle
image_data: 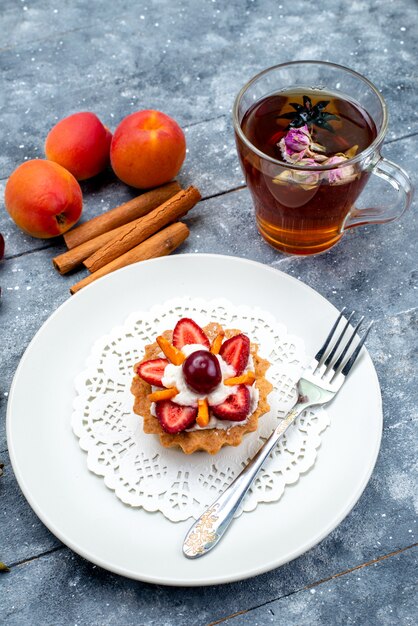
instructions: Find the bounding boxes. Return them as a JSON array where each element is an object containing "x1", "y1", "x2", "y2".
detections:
[{"x1": 183, "y1": 401, "x2": 308, "y2": 558}]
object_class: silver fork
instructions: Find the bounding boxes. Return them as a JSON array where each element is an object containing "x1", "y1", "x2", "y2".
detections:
[{"x1": 183, "y1": 309, "x2": 373, "y2": 559}]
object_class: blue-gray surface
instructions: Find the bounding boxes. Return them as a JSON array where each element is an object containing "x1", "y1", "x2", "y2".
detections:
[{"x1": 1, "y1": 0, "x2": 417, "y2": 624}]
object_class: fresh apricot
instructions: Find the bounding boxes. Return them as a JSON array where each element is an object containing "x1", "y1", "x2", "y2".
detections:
[
  {"x1": 4, "y1": 160, "x2": 83, "y2": 238},
  {"x1": 45, "y1": 112, "x2": 112, "y2": 180},
  {"x1": 110, "y1": 110, "x2": 186, "y2": 189}
]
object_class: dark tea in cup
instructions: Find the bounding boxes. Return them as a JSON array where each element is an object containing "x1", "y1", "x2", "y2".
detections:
[
  {"x1": 241, "y1": 89, "x2": 377, "y2": 254},
  {"x1": 233, "y1": 62, "x2": 412, "y2": 255}
]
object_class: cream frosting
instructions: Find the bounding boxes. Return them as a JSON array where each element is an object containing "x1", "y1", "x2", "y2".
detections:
[
  {"x1": 162, "y1": 343, "x2": 236, "y2": 407},
  {"x1": 151, "y1": 342, "x2": 259, "y2": 430}
]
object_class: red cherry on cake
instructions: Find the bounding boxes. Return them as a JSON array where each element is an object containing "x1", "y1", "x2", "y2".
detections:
[{"x1": 182, "y1": 350, "x2": 222, "y2": 394}]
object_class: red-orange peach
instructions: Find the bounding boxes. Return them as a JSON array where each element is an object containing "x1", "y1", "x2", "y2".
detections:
[
  {"x1": 110, "y1": 110, "x2": 186, "y2": 189},
  {"x1": 4, "y1": 160, "x2": 83, "y2": 238},
  {"x1": 45, "y1": 112, "x2": 112, "y2": 180}
]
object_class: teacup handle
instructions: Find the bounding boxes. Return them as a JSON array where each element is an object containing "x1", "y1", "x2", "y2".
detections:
[{"x1": 345, "y1": 156, "x2": 413, "y2": 229}]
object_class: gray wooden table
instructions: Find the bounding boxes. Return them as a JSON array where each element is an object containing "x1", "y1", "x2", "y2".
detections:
[{"x1": 1, "y1": 1, "x2": 417, "y2": 624}]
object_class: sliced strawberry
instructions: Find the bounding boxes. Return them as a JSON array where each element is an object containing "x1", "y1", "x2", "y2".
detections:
[
  {"x1": 219, "y1": 333, "x2": 250, "y2": 375},
  {"x1": 155, "y1": 400, "x2": 198, "y2": 434},
  {"x1": 136, "y1": 358, "x2": 169, "y2": 387},
  {"x1": 172, "y1": 318, "x2": 210, "y2": 349},
  {"x1": 212, "y1": 385, "x2": 251, "y2": 422}
]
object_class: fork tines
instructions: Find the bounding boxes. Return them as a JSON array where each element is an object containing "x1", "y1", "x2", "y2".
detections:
[{"x1": 313, "y1": 309, "x2": 373, "y2": 381}]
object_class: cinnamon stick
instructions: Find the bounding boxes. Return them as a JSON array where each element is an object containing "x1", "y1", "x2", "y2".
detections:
[
  {"x1": 83, "y1": 186, "x2": 200, "y2": 274},
  {"x1": 53, "y1": 222, "x2": 135, "y2": 274},
  {"x1": 64, "y1": 181, "x2": 181, "y2": 249},
  {"x1": 70, "y1": 222, "x2": 189, "y2": 294}
]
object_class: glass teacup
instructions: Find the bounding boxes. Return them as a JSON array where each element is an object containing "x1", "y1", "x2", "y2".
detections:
[{"x1": 233, "y1": 61, "x2": 413, "y2": 255}]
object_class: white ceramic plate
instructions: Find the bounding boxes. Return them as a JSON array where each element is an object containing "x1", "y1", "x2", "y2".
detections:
[{"x1": 7, "y1": 254, "x2": 382, "y2": 586}]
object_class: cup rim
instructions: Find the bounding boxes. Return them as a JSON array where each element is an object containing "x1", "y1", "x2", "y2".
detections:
[{"x1": 232, "y1": 60, "x2": 388, "y2": 171}]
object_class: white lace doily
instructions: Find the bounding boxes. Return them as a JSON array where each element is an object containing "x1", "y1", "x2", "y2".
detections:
[{"x1": 72, "y1": 297, "x2": 330, "y2": 522}]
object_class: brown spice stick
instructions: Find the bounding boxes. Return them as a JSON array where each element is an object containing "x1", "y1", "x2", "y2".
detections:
[
  {"x1": 53, "y1": 222, "x2": 136, "y2": 274},
  {"x1": 83, "y1": 186, "x2": 200, "y2": 274},
  {"x1": 53, "y1": 185, "x2": 198, "y2": 275},
  {"x1": 70, "y1": 222, "x2": 189, "y2": 294},
  {"x1": 64, "y1": 181, "x2": 181, "y2": 249}
]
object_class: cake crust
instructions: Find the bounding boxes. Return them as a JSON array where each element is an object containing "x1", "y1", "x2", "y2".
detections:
[{"x1": 131, "y1": 322, "x2": 273, "y2": 454}]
